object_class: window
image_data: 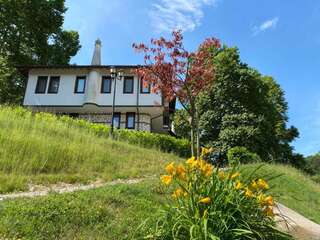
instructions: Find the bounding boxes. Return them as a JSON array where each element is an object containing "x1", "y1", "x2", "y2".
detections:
[
  {"x1": 35, "y1": 76, "x2": 48, "y2": 94},
  {"x1": 101, "y1": 76, "x2": 111, "y2": 93},
  {"x1": 140, "y1": 78, "x2": 150, "y2": 93},
  {"x1": 47, "y1": 76, "x2": 60, "y2": 94},
  {"x1": 126, "y1": 112, "x2": 135, "y2": 129},
  {"x1": 112, "y1": 113, "x2": 121, "y2": 129},
  {"x1": 123, "y1": 76, "x2": 134, "y2": 93},
  {"x1": 74, "y1": 76, "x2": 86, "y2": 93},
  {"x1": 163, "y1": 113, "x2": 170, "y2": 126}
]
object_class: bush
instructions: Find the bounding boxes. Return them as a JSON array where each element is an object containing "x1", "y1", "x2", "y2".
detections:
[
  {"x1": 140, "y1": 149, "x2": 292, "y2": 239},
  {"x1": 227, "y1": 146, "x2": 261, "y2": 166},
  {"x1": 114, "y1": 129, "x2": 190, "y2": 157},
  {"x1": 311, "y1": 174, "x2": 320, "y2": 184}
]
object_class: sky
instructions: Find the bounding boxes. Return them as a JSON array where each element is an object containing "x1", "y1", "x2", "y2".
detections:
[{"x1": 63, "y1": 0, "x2": 320, "y2": 156}]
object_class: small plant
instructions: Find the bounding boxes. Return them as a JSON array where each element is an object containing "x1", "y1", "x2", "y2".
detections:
[
  {"x1": 142, "y1": 148, "x2": 292, "y2": 240},
  {"x1": 227, "y1": 146, "x2": 261, "y2": 166}
]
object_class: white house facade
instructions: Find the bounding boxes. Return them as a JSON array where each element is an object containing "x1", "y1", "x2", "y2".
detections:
[{"x1": 22, "y1": 40, "x2": 175, "y2": 133}]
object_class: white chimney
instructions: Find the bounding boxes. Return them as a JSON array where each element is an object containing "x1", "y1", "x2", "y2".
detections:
[{"x1": 91, "y1": 39, "x2": 101, "y2": 65}]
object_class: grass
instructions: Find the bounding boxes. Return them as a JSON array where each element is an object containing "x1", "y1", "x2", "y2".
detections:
[
  {"x1": 0, "y1": 106, "x2": 182, "y2": 193},
  {"x1": 0, "y1": 164, "x2": 319, "y2": 239},
  {"x1": 240, "y1": 163, "x2": 320, "y2": 224},
  {"x1": 0, "y1": 180, "x2": 163, "y2": 240},
  {"x1": 0, "y1": 106, "x2": 319, "y2": 238}
]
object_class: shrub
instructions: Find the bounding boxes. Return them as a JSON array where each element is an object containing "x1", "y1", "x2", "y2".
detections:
[
  {"x1": 227, "y1": 146, "x2": 261, "y2": 166},
  {"x1": 311, "y1": 174, "x2": 320, "y2": 184},
  {"x1": 114, "y1": 129, "x2": 190, "y2": 157},
  {"x1": 140, "y1": 148, "x2": 292, "y2": 239}
]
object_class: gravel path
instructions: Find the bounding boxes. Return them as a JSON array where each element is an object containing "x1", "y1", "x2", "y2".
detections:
[{"x1": 0, "y1": 178, "x2": 145, "y2": 201}]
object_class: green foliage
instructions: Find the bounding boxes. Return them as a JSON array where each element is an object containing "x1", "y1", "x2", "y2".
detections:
[
  {"x1": 0, "y1": 0, "x2": 81, "y2": 104},
  {"x1": 305, "y1": 152, "x2": 320, "y2": 175},
  {"x1": 0, "y1": 106, "x2": 183, "y2": 193},
  {"x1": 311, "y1": 174, "x2": 320, "y2": 184},
  {"x1": 227, "y1": 146, "x2": 261, "y2": 166},
  {"x1": 198, "y1": 47, "x2": 300, "y2": 164},
  {"x1": 0, "y1": 56, "x2": 25, "y2": 104},
  {"x1": 143, "y1": 157, "x2": 292, "y2": 239},
  {"x1": 172, "y1": 108, "x2": 191, "y2": 139},
  {"x1": 114, "y1": 129, "x2": 190, "y2": 157}
]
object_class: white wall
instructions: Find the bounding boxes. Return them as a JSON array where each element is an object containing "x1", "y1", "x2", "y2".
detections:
[{"x1": 23, "y1": 68, "x2": 163, "y2": 107}]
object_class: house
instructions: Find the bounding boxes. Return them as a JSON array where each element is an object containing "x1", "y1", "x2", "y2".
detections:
[{"x1": 22, "y1": 40, "x2": 175, "y2": 133}]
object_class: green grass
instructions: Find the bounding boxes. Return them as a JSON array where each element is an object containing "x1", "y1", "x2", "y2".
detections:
[
  {"x1": 0, "y1": 163, "x2": 319, "y2": 239},
  {"x1": 0, "y1": 180, "x2": 164, "y2": 240},
  {"x1": 240, "y1": 163, "x2": 320, "y2": 224},
  {"x1": 0, "y1": 106, "x2": 182, "y2": 193},
  {"x1": 0, "y1": 106, "x2": 319, "y2": 238}
]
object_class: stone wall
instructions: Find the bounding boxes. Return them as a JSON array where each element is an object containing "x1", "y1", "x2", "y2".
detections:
[{"x1": 78, "y1": 113, "x2": 151, "y2": 132}]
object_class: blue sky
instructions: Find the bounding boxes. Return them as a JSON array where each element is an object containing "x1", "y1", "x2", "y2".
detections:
[{"x1": 63, "y1": 0, "x2": 320, "y2": 156}]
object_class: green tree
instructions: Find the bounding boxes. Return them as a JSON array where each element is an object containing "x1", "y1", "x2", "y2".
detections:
[
  {"x1": 172, "y1": 46, "x2": 301, "y2": 165},
  {"x1": 173, "y1": 109, "x2": 191, "y2": 139},
  {"x1": 305, "y1": 152, "x2": 320, "y2": 175},
  {"x1": 0, "y1": 0, "x2": 81, "y2": 104},
  {"x1": 0, "y1": 56, "x2": 24, "y2": 104}
]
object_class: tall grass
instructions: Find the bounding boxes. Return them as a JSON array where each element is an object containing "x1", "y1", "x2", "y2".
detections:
[
  {"x1": 240, "y1": 163, "x2": 320, "y2": 224},
  {"x1": 0, "y1": 106, "x2": 182, "y2": 193}
]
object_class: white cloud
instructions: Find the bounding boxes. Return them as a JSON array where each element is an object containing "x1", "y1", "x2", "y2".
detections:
[
  {"x1": 253, "y1": 17, "x2": 279, "y2": 36},
  {"x1": 150, "y1": 0, "x2": 217, "y2": 33}
]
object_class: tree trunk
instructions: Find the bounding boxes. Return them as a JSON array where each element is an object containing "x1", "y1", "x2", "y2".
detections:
[
  {"x1": 190, "y1": 115, "x2": 195, "y2": 157},
  {"x1": 195, "y1": 109, "x2": 200, "y2": 159},
  {"x1": 189, "y1": 102, "x2": 196, "y2": 157}
]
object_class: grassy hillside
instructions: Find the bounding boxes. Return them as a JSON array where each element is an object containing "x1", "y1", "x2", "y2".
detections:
[
  {"x1": 0, "y1": 106, "x2": 182, "y2": 193},
  {"x1": 0, "y1": 164, "x2": 319, "y2": 239},
  {"x1": 240, "y1": 163, "x2": 320, "y2": 223},
  {"x1": 0, "y1": 106, "x2": 319, "y2": 239}
]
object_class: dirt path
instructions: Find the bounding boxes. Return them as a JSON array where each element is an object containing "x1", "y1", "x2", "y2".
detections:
[
  {"x1": 0, "y1": 178, "x2": 145, "y2": 201},
  {"x1": 275, "y1": 203, "x2": 320, "y2": 240}
]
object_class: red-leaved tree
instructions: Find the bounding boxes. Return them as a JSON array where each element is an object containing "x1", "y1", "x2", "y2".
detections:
[{"x1": 133, "y1": 31, "x2": 220, "y2": 158}]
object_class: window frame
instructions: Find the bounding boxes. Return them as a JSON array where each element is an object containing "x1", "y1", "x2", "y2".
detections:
[
  {"x1": 47, "y1": 76, "x2": 60, "y2": 94},
  {"x1": 101, "y1": 76, "x2": 112, "y2": 94},
  {"x1": 126, "y1": 112, "x2": 135, "y2": 129},
  {"x1": 35, "y1": 76, "x2": 48, "y2": 94},
  {"x1": 123, "y1": 76, "x2": 134, "y2": 94},
  {"x1": 140, "y1": 78, "x2": 151, "y2": 94},
  {"x1": 112, "y1": 112, "x2": 121, "y2": 129},
  {"x1": 74, "y1": 76, "x2": 86, "y2": 94}
]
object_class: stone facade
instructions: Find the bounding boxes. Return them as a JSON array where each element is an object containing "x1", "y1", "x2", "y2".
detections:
[{"x1": 78, "y1": 113, "x2": 151, "y2": 132}]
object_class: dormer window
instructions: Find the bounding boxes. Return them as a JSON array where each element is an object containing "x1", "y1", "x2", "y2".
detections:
[
  {"x1": 74, "y1": 76, "x2": 86, "y2": 93},
  {"x1": 48, "y1": 76, "x2": 60, "y2": 94},
  {"x1": 123, "y1": 76, "x2": 134, "y2": 94},
  {"x1": 35, "y1": 76, "x2": 48, "y2": 94}
]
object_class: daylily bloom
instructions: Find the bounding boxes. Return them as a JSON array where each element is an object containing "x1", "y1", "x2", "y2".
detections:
[
  {"x1": 199, "y1": 197, "x2": 211, "y2": 204},
  {"x1": 230, "y1": 172, "x2": 240, "y2": 180},
  {"x1": 245, "y1": 187, "x2": 254, "y2": 198},
  {"x1": 235, "y1": 180, "x2": 243, "y2": 190},
  {"x1": 257, "y1": 179, "x2": 269, "y2": 190},
  {"x1": 165, "y1": 162, "x2": 175, "y2": 175},
  {"x1": 264, "y1": 207, "x2": 274, "y2": 217},
  {"x1": 172, "y1": 188, "x2": 185, "y2": 199},
  {"x1": 160, "y1": 175, "x2": 172, "y2": 185}
]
